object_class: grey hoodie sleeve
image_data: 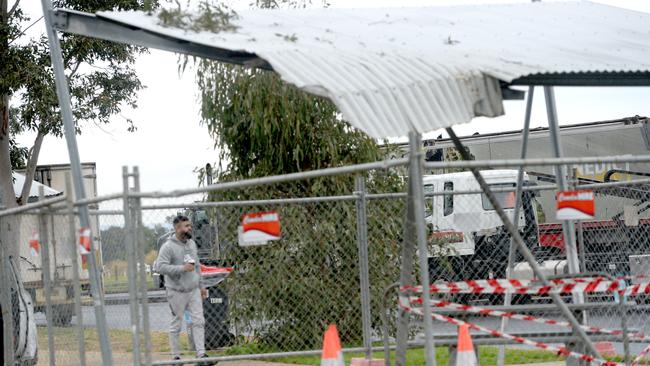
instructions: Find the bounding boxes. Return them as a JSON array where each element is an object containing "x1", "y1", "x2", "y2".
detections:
[
  {"x1": 154, "y1": 243, "x2": 184, "y2": 276},
  {"x1": 191, "y1": 241, "x2": 207, "y2": 289}
]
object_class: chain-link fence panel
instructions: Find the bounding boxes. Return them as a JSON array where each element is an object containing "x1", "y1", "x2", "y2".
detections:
[
  {"x1": 93, "y1": 198, "x2": 144, "y2": 366},
  {"x1": 365, "y1": 195, "x2": 405, "y2": 345},
  {"x1": 8, "y1": 159, "x2": 650, "y2": 365},
  {"x1": 11, "y1": 196, "x2": 151, "y2": 366},
  {"x1": 140, "y1": 199, "x2": 366, "y2": 354},
  {"x1": 0, "y1": 207, "x2": 92, "y2": 366},
  {"x1": 388, "y1": 165, "x2": 650, "y2": 366},
  {"x1": 126, "y1": 169, "x2": 407, "y2": 364}
]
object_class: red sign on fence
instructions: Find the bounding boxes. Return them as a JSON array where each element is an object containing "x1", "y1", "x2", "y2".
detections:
[
  {"x1": 556, "y1": 190, "x2": 595, "y2": 220},
  {"x1": 29, "y1": 232, "x2": 40, "y2": 257},
  {"x1": 238, "y1": 211, "x2": 281, "y2": 246},
  {"x1": 79, "y1": 227, "x2": 92, "y2": 269}
]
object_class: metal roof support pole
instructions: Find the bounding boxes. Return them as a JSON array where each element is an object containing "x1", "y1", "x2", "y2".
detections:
[
  {"x1": 39, "y1": 1, "x2": 113, "y2": 364},
  {"x1": 544, "y1": 86, "x2": 581, "y2": 274},
  {"x1": 445, "y1": 127, "x2": 602, "y2": 360},
  {"x1": 543, "y1": 86, "x2": 587, "y2": 365},
  {"x1": 497, "y1": 85, "x2": 535, "y2": 366}
]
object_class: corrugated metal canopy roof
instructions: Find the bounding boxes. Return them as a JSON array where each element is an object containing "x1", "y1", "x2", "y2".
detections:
[{"x1": 75, "y1": 1, "x2": 650, "y2": 138}]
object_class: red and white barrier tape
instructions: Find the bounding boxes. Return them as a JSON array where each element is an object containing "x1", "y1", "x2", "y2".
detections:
[
  {"x1": 401, "y1": 277, "x2": 650, "y2": 363},
  {"x1": 407, "y1": 296, "x2": 648, "y2": 342},
  {"x1": 634, "y1": 345, "x2": 650, "y2": 365},
  {"x1": 402, "y1": 277, "x2": 650, "y2": 296},
  {"x1": 400, "y1": 302, "x2": 622, "y2": 366}
]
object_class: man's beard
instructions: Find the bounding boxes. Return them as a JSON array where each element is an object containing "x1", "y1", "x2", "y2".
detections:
[{"x1": 181, "y1": 231, "x2": 192, "y2": 240}]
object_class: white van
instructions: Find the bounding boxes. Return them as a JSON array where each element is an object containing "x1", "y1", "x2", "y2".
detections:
[{"x1": 424, "y1": 170, "x2": 540, "y2": 283}]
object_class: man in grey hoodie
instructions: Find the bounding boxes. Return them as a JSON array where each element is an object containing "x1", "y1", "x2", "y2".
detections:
[{"x1": 155, "y1": 215, "x2": 210, "y2": 363}]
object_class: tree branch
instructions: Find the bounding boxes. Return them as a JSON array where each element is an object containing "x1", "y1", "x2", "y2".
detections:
[
  {"x1": 8, "y1": 0, "x2": 19, "y2": 17},
  {"x1": 68, "y1": 59, "x2": 82, "y2": 79},
  {"x1": 18, "y1": 129, "x2": 45, "y2": 205}
]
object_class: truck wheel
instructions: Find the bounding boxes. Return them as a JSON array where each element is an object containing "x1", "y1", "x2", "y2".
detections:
[{"x1": 51, "y1": 305, "x2": 74, "y2": 326}]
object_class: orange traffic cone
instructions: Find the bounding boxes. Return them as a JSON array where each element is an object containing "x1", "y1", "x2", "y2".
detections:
[
  {"x1": 456, "y1": 324, "x2": 478, "y2": 366},
  {"x1": 321, "y1": 324, "x2": 344, "y2": 366}
]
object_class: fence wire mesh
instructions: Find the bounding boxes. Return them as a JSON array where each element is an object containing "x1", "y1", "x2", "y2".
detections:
[
  {"x1": 394, "y1": 165, "x2": 650, "y2": 366},
  {"x1": 134, "y1": 171, "x2": 405, "y2": 361},
  {"x1": 4, "y1": 160, "x2": 650, "y2": 365}
]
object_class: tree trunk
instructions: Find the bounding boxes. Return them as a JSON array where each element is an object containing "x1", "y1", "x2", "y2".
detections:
[
  {"x1": 0, "y1": 94, "x2": 15, "y2": 209},
  {"x1": 0, "y1": 0, "x2": 15, "y2": 210},
  {"x1": 0, "y1": 0, "x2": 20, "y2": 267},
  {"x1": 0, "y1": 95, "x2": 20, "y2": 259},
  {"x1": 18, "y1": 130, "x2": 45, "y2": 205}
]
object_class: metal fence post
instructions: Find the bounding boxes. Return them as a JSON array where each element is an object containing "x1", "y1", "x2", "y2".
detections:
[
  {"x1": 395, "y1": 141, "x2": 419, "y2": 366},
  {"x1": 412, "y1": 132, "x2": 437, "y2": 366},
  {"x1": 39, "y1": 187, "x2": 56, "y2": 366},
  {"x1": 355, "y1": 175, "x2": 373, "y2": 360},
  {"x1": 396, "y1": 133, "x2": 437, "y2": 366},
  {"x1": 133, "y1": 166, "x2": 153, "y2": 365},
  {"x1": 65, "y1": 175, "x2": 86, "y2": 366},
  {"x1": 123, "y1": 166, "x2": 141, "y2": 366}
]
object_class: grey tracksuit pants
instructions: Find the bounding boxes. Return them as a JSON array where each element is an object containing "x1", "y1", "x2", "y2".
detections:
[{"x1": 167, "y1": 288, "x2": 205, "y2": 357}]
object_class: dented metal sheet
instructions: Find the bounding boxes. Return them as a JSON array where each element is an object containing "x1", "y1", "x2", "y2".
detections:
[{"x1": 93, "y1": 1, "x2": 650, "y2": 138}]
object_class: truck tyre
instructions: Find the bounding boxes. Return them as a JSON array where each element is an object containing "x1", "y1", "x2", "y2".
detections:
[{"x1": 51, "y1": 305, "x2": 74, "y2": 326}]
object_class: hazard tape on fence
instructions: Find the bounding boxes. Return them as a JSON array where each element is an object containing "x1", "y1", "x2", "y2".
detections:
[
  {"x1": 402, "y1": 277, "x2": 650, "y2": 296},
  {"x1": 634, "y1": 345, "x2": 650, "y2": 366},
  {"x1": 399, "y1": 300, "x2": 623, "y2": 366},
  {"x1": 406, "y1": 297, "x2": 648, "y2": 342}
]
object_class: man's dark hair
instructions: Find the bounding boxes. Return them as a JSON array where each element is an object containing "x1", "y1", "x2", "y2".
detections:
[{"x1": 173, "y1": 215, "x2": 190, "y2": 226}]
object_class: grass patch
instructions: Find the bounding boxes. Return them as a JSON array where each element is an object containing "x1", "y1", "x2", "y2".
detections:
[
  {"x1": 37, "y1": 326, "x2": 233, "y2": 357},
  {"x1": 37, "y1": 326, "x2": 176, "y2": 353},
  {"x1": 103, "y1": 275, "x2": 155, "y2": 294},
  {"x1": 37, "y1": 329, "x2": 564, "y2": 365},
  {"x1": 273, "y1": 347, "x2": 563, "y2": 366}
]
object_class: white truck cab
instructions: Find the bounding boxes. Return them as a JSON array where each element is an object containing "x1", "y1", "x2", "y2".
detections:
[{"x1": 424, "y1": 170, "x2": 539, "y2": 283}]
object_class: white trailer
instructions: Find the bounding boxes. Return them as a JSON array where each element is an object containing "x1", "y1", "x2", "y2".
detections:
[{"x1": 15, "y1": 163, "x2": 100, "y2": 325}]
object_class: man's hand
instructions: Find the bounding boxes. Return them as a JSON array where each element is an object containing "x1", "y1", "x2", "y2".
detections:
[
  {"x1": 201, "y1": 288, "x2": 208, "y2": 300},
  {"x1": 182, "y1": 263, "x2": 195, "y2": 272}
]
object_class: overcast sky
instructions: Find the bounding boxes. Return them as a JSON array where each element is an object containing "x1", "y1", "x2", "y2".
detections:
[{"x1": 14, "y1": 0, "x2": 650, "y2": 197}]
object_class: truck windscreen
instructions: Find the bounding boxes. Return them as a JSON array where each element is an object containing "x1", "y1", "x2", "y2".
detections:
[{"x1": 481, "y1": 183, "x2": 517, "y2": 210}]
